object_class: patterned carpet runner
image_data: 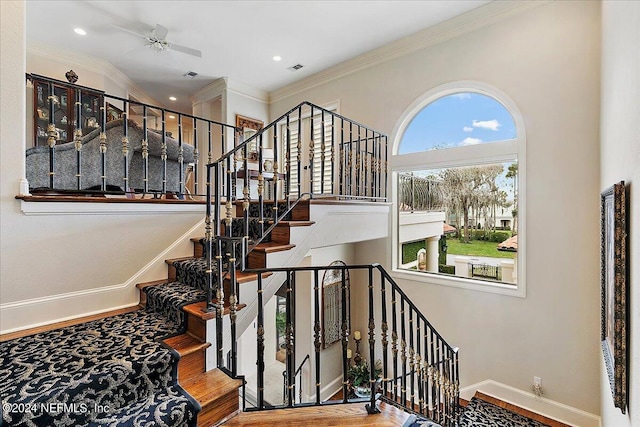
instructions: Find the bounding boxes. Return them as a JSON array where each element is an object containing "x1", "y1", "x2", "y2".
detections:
[
  {"x1": 0, "y1": 201, "x2": 291, "y2": 426},
  {"x1": 0, "y1": 259, "x2": 217, "y2": 426},
  {"x1": 403, "y1": 396, "x2": 551, "y2": 427}
]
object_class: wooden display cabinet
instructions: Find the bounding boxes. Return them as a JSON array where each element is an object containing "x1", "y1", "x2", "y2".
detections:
[{"x1": 31, "y1": 76, "x2": 104, "y2": 147}]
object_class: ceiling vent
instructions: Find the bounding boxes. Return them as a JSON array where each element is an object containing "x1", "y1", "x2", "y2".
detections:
[
  {"x1": 182, "y1": 71, "x2": 198, "y2": 78},
  {"x1": 287, "y1": 64, "x2": 304, "y2": 72}
]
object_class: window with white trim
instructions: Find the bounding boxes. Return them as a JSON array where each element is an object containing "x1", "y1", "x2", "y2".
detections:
[{"x1": 392, "y1": 85, "x2": 525, "y2": 297}]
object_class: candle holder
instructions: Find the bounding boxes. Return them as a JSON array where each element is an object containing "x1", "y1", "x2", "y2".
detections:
[{"x1": 353, "y1": 330, "x2": 362, "y2": 365}]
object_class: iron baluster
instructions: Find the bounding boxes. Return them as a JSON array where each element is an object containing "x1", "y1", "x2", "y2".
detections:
[
  {"x1": 229, "y1": 240, "x2": 238, "y2": 376},
  {"x1": 256, "y1": 273, "x2": 265, "y2": 409},
  {"x1": 330, "y1": 115, "x2": 335, "y2": 194},
  {"x1": 46, "y1": 82, "x2": 57, "y2": 188},
  {"x1": 366, "y1": 265, "x2": 380, "y2": 414},
  {"x1": 379, "y1": 268, "x2": 389, "y2": 398},
  {"x1": 391, "y1": 286, "x2": 399, "y2": 403},
  {"x1": 161, "y1": 110, "x2": 167, "y2": 194},
  {"x1": 313, "y1": 269, "x2": 322, "y2": 404},
  {"x1": 178, "y1": 114, "x2": 184, "y2": 197},
  {"x1": 142, "y1": 106, "x2": 149, "y2": 194},
  {"x1": 296, "y1": 106, "x2": 302, "y2": 197},
  {"x1": 285, "y1": 272, "x2": 295, "y2": 406},
  {"x1": 272, "y1": 125, "x2": 279, "y2": 223},
  {"x1": 400, "y1": 297, "x2": 407, "y2": 406},
  {"x1": 74, "y1": 88, "x2": 82, "y2": 190},
  {"x1": 309, "y1": 106, "x2": 315, "y2": 194},
  {"x1": 121, "y1": 101, "x2": 129, "y2": 192},
  {"x1": 193, "y1": 119, "x2": 198, "y2": 196},
  {"x1": 320, "y1": 110, "x2": 325, "y2": 194},
  {"x1": 340, "y1": 267, "x2": 349, "y2": 404},
  {"x1": 100, "y1": 102, "x2": 107, "y2": 191}
]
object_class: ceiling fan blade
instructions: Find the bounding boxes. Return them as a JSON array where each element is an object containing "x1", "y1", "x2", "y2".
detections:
[
  {"x1": 154, "y1": 24, "x2": 169, "y2": 40},
  {"x1": 169, "y1": 43, "x2": 202, "y2": 58},
  {"x1": 109, "y1": 24, "x2": 148, "y2": 40}
]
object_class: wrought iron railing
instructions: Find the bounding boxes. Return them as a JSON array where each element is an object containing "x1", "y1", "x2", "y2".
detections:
[
  {"x1": 398, "y1": 173, "x2": 444, "y2": 212},
  {"x1": 202, "y1": 102, "x2": 388, "y2": 378},
  {"x1": 25, "y1": 73, "x2": 239, "y2": 198},
  {"x1": 469, "y1": 263, "x2": 502, "y2": 281},
  {"x1": 242, "y1": 264, "x2": 459, "y2": 426}
]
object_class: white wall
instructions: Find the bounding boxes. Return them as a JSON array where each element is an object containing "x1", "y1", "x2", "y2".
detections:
[
  {"x1": 0, "y1": 1, "x2": 204, "y2": 333},
  {"x1": 600, "y1": 1, "x2": 640, "y2": 425},
  {"x1": 271, "y1": 1, "x2": 601, "y2": 416}
]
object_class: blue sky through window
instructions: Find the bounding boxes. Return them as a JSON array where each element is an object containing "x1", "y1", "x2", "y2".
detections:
[{"x1": 399, "y1": 93, "x2": 516, "y2": 154}]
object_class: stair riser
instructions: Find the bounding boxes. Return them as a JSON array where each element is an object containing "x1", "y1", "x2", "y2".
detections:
[
  {"x1": 270, "y1": 225, "x2": 290, "y2": 244},
  {"x1": 197, "y1": 389, "x2": 240, "y2": 427},
  {"x1": 187, "y1": 313, "x2": 206, "y2": 342},
  {"x1": 247, "y1": 251, "x2": 267, "y2": 269},
  {"x1": 177, "y1": 349, "x2": 205, "y2": 380}
]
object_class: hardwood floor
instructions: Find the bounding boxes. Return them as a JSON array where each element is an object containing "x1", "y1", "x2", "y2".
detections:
[
  {"x1": 0, "y1": 305, "x2": 140, "y2": 342},
  {"x1": 222, "y1": 401, "x2": 411, "y2": 426}
]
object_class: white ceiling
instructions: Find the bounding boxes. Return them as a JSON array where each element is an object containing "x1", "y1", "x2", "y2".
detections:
[{"x1": 26, "y1": 0, "x2": 489, "y2": 112}]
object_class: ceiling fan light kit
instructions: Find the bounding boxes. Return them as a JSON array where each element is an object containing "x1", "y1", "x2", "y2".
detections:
[{"x1": 112, "y1": 23, "x2": 202, "y2": 57}]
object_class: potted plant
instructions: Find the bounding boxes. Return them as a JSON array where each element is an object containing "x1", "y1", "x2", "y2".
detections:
[{"x1": 347, "y1": 359, "x2": 382, "y2": 398}]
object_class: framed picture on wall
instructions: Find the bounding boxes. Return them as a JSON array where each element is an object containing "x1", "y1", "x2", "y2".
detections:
[
  {"x1": 236, "y1": 114, "x2": 263, "y2": 161},
  {"x1": 600, "y1": 181, "x2": 628, "y2": 413}
]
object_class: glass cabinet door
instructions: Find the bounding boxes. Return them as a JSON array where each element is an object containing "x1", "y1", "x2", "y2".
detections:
[
  {"x1": 32, "y1": 79, "x2": 104, "y2": 147},
  {"x1": 34, "y1": 82, "x2": 71, "y2": 146}
]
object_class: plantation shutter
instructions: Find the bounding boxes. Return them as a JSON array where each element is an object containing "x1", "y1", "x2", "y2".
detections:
[{"x1": 282, "y1": 111, "x2": 334, "y2": 198}]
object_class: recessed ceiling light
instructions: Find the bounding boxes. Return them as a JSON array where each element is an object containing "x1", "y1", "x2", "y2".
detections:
[
  {"x1": 273, "y1": 56, "x2": 282, "y2": 62},
  {"x1": 169, "y1": 96, "x2": 177, "y2": 101},
  {"x1": 74, "y1": 28, "x2": 87, "y2": 36},
  {"x1": 168, "y1": 115, "x2": 176, "y2": 119}
]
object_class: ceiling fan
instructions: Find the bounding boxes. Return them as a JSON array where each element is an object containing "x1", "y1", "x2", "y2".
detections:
[{"x1": 111, "y1": 23, "x2": 202, "y2": 58}]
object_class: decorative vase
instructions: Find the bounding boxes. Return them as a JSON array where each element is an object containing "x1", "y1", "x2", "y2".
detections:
[{"x1": 354, "y1": 385, "x2": 371, "y2": 398}]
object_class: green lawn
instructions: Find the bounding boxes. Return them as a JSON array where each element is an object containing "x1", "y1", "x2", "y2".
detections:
[
  {"x1": 446, "y1": 239, "x2": 515, "y2": 259},
  {"x1": 402, "y1": 238, "x2": 514, "y2": 264}
]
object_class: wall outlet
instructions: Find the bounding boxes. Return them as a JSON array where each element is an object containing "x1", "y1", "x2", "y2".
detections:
[{"x1": 532, "y1": 376, "x2": 543, "y2": 398}]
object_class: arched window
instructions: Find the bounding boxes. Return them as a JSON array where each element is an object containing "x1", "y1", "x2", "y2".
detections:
[{"x1": 392, "y1": 83, "x2": 525, "y2": 297}]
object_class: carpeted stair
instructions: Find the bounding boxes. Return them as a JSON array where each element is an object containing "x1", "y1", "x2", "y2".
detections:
[
  {"x1": 0, "y1": 200, "x2": 303, "y2": 426},
  {"x1": 0, "y1": 309, "x2": 200, "y2": 426}
]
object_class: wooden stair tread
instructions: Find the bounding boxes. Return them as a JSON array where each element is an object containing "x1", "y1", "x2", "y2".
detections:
[
  {"x1": 183, "y1": 301, "x2": 247, "y2": 321},
  {"x1": 222, "y1": 401, "x2": 410, "y2": 426},
  {"x1": 226, "y1": 270, "x2": 272, "y2": 284},
  {"x1": 270, "y1": 220, "x2": 315, "y2": 227},
  {"x1": 135, "y1": 279, "x2": 168, "y2": 290},
  {"x1": 181, "y1": 368, "x2": 243, "y2": 405},
  {"x1": 253, "y1": 242, "x2": 295, "y2": 253},
  {"x1": 163, "y1": 333, "x2": 210, "y2": 356},
  {"x1": 165, "y1": 256, "x2": 195, "y2": 265}
]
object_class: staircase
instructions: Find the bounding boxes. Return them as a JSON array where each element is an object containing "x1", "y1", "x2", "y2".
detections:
[{"x1": 4, "y1": 90, "x2": 464, "y2": 426}]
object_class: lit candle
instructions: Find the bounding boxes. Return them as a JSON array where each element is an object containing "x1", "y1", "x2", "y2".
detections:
[
  {"x1": 354, "y1": 330, "x2": 361, "y2": 341},
  {"x1": 347, "y1": 349, "x2": 352, "y2": 359}
]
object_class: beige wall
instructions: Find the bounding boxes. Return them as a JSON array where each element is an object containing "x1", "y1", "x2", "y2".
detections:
[
  {"x1": 0, "y1": 1, "x2": 204, "y2": 333},
  {"x1": 272, "y1": 1, "x2": 601, "y2": 415},
  {"x1": 600, "y1": 1, "x2": 640, "y2": 425}
]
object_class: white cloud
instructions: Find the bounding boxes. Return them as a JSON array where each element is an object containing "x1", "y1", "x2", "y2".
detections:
[
  {"x1": 452, "y1": 93, "x2": 472, "y2": 100},
  {"x1": 463, "y1": 126, "x2": 473, "y2": 132},
  {"x1": 461, "y1": 137, "x2": 482, "y2": 145},
  {"x1": 472, "y1": 119, "x2": 501, "y2": 131}
]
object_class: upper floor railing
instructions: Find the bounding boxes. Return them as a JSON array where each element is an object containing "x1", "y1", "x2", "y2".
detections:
[{"x1": 25, "y1": 73, "x2": 240, "y2": 198}]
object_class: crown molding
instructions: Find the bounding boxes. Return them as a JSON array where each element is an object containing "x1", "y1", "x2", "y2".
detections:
[
  {"x1": 191, "y1": 77, "x2": 269, "y2": 105},
  {"x1": 270, "y1": 0, "x2": 549, "y2": 103},
  {"x1": 227, "y1": 78, "x2": 270, "y2": 104},
  {"x1": 26, "y1": 42, "x2": 160, "y2": 106},
  {"x1": 190, "y1": 77, "x2": 227, "y2": 103}
]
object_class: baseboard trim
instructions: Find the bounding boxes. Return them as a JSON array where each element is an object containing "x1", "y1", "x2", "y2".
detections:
[
  {"x1": 460, "y1": 380, "x2": 601, "y2": 427},
  {"x1": 0, "y1": 219, "x2": 205, "y2": 334}
]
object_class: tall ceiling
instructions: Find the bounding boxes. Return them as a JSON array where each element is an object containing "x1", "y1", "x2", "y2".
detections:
[{"x1": 26, "y1": 0, "x2": 489, "y2": 112}]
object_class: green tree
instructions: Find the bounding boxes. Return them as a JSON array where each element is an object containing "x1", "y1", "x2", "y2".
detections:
[{"x1": 505, "y1": 162, "x2": 518, "y2": 234}]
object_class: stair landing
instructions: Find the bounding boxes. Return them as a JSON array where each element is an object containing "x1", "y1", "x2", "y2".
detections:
[{"x1": 222, "y1": 401, "x2": 411, "y2": 426}]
